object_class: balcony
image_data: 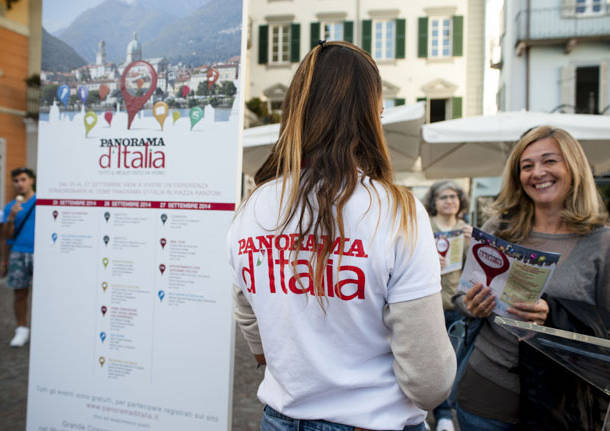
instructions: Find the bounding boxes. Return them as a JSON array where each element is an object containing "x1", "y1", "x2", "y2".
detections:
[{"x1": 515, "y1": 6, "x2": 610, "y2": 53}]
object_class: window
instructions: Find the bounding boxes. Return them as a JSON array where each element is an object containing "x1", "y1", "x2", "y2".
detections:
[
  {"x1": 321, "y1": 22, "x2": 344, "y2": 41},
  {"x1": 429, "y1": 98, "x2": 448, "y2": 122},
  {"x1": 429, "y1": 17, "x2": 451, "y2": 58},
  {"x1": 373, "y1": 20, "x2": 395, "y2": 60},
  {"x1": 271, "y1": 24, "x2": 290, "y2": 63},
  {"x1": 575, "y1": 66, "x2": 599, "y2": 114},
  {"x1": 575, "y1": 0, "x2": 604, "y2": 14}
]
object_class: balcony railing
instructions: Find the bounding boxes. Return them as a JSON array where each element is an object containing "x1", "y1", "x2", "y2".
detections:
[{"x1": 516, "y1": 7, "x2": 610, "y2": 43}]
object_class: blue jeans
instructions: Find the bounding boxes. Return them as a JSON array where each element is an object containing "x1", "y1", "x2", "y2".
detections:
[
  {"x1": 433, "y1": 309, "x2": 463, "y2": 421},
  {"x1": 456, "y1": 405, "x2": 517, "y2": 431},
  {"x1": 261, "y1": 405, "x2": 426, "y2": 431}
]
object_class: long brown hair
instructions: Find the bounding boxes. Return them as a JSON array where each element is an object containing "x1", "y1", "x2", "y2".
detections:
[
  {"x1": 250, "y1": 41, "x2": 416, "y2": 299},
  {"x1": 492, "y1": 126, "x2": 607, "y2": 242}
]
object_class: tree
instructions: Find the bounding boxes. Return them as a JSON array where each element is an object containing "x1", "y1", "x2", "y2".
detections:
[
  {"x1": 220, "y1": 81, "x2": 236, "y2": 96},
  {"x1": 86, "y1": 90, "x2": 100, "y2": 105},
  {"x1": 196, "y1": 81, "x2": 209, "y2": 96},
  {"x1": 41, "y1": 84, "x2": 59, "y2": 105},
  {"x1": 246, "y1": 97, "x2": 268, "y2": 118}
]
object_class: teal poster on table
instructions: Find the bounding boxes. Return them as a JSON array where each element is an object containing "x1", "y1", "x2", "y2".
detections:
[{"x1": 27, "y1": 1, "x2": 245, "y2": 429}]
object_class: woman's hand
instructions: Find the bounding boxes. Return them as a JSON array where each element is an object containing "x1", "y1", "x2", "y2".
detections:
[
  {"x1": 439, "y1": 255, "x2": 447, "y2": 270},
  {"x1": 463, "y1": 282, "x2": 495, "y2": 318},
  {"x1": 507, "y1": 299, "x2": 549, "y2": 325}
]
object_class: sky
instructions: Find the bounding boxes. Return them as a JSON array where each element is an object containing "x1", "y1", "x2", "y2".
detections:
[{"x1": 43, "y1": 0, "x2": 106, "y2": 33}]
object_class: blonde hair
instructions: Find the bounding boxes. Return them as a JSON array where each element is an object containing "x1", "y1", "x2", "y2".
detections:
[
  {"x1": 492, "y1": 126, "x2": 607, "y2": 242},
  {"x1": 249, "y1": 41, "x2": 416, "y2": 301}
]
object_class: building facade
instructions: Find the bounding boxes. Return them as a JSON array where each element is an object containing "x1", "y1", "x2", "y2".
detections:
[
  {"x1": 0, "y1": 0, "x2": 41, "y2": 203},
  {"x1": 247, "y1": 0, "x2": 485, "y2": 123},
  {"x1": 496, "y1": 0, "x2": 610, "y2": 114}
]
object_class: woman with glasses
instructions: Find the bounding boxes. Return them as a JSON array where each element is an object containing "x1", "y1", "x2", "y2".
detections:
[
  {"x1": 228, "y1": 41, "x2": 456, "y2": 431},
  {"x1": 422, "y1": 181, "x2": 472, "y2": 431}
]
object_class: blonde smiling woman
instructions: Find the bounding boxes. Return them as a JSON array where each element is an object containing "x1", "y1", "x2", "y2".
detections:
[{"x1": 453, "y1": 126, "x2": 610, "y2": 430}]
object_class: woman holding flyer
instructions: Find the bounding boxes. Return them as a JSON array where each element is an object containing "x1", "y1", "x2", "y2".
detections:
[
  {"x1": 228, "y1": 41, "x2": 456, "y2": 431},
  {"x1": 454, "y1": 126, "x2": 610, "y2": 430},
  {"x1": 423, "y1": 181, "x2": 472, "y2": 431}
]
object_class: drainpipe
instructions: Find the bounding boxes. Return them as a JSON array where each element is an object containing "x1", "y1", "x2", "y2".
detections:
[
  {"x1": 355, "y1": 0, "x2": 361, "y2": 47},
  {"x1": 525, "y1": 0, "x2": 530, "y2": 110}
]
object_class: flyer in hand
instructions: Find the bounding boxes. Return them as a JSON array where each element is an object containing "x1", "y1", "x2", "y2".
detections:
[
  {"x1": 458, "y1": 228, "x2": 560, "y2": 316},
  {"x1": 434, "y1": 230, "x2": 464, "y2": 275}
]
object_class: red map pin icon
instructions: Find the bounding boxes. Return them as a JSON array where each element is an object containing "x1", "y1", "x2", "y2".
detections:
[
  {"x1": 472, "y1": 243, "x2": 510, "y2": 286},
  {"x1": 120, "y1": 60, "x2": 158, "y2": 129},
  {"x1": 159, "y1": 264, "x2": 166, "y2": 275},
  {"x1": 207, "y1": 67, "x2": 219, "y2": 89},
  {"x1": 104, "y1": 111, "x2": 113, "y2": 126},
  {"x1": 436, "y1": 237, "x2": 450, "y2": 257},
  {"x1": 160, "y1": 238, "x2": 166, "y2": 249},
  {"x1": 101, "y1": 305, "x2": 107, "y2": 316}
]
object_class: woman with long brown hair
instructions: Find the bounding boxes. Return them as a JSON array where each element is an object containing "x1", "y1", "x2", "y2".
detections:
[
  {"x1": 228, "y1": 41, "x2": 456, "y2": 431},
  {"x1": 454, "y1": 126, "x2": 610, "y2": 430}
]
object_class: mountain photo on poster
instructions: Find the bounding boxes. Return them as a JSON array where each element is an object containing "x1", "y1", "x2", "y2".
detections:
[{"x1": 43, "y1": 0, "x2": 242, "y2": 67}]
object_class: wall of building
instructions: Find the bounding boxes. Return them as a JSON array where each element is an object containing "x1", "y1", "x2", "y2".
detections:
[
  {"x1": 529, "y1": 43, "x2": 610, "y2": 112},
  {"x1": 0, "y1": 16, "x2": 29, "y2": 203},
  {"x1": 499, "y1": 0, "x2": 610, "y2": 113},
  {"x1": 248, "y1": 0, "x2": 484, "y2": 119}
]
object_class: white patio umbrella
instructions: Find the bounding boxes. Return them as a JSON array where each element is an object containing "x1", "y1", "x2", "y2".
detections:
[
  {"x1": 242, "y1": 103, "x2": 425, "y2": 176},
  {"x1": 421, "y1": 111, "x2": 610, "y2": 179}
]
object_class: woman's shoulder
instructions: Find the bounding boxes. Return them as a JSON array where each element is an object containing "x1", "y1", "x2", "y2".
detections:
[{"x1": 584, "y1": 225, "x2": 610, "y2": 243}]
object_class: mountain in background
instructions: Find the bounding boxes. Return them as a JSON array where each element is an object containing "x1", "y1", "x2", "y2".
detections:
[
  {"x1": 56, "y1": 0, "x2": 176, "y2": 65},
  {"x1": 50, "y1": 0, "x2": 241, "y2": 69},
  {"x1": 135, "y1": 0, "x2": 211, "y2": 18},
  {"x1": 143, "y1": 0, "x2": 241, "y2": 65},
  {"x1": 41, "y1": 28, "x2": 87, "y2": 72}
]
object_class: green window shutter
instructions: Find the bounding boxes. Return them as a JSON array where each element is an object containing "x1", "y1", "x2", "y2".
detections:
[
  {"x1": 452, "y1": 15, "x2": 463, "y2": 57},
  {"x1": 344, "y1": 21, "x2": 354, "y2": 43},
  {"x1": 310, "y1": 22, "x2": 320, "y2": 49},
  {"x1": 451, "y1": 97, "x2": 463, "y2": 119},
  {"x1": 395, "y1": 19, "x2": 406, "y2": 59},
  {"x1": 416, "y1": 97, "x2": 427, "y2": 102},
  {"x1": 417, "y1": 17, "x2": 428, "y2": 58},
  {"x1": 395, "y1": 98, "x2": 406, "y2": 106},
  {"x1": 258, "y1": 25, "x2": 268, "y2": 64},
  {"x1": 291, "y1": 23, "x2": 301, "y2": 62},
  {"x1": 362, "y1": 20, "x2": 372, "y2": 54}
]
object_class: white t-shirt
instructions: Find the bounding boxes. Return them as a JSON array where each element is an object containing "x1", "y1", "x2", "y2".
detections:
[{"x1": 227, "y1": 176, "x2": 441, "y2": 430}]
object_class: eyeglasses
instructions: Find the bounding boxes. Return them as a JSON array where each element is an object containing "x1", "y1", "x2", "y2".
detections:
[{"x1": 437, "y1": 194, "x2": 459, "y2": 201}]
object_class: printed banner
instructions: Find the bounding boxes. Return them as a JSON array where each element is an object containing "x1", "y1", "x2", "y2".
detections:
[
  {"x1": 458, "y1": 228, "x2": 560, "y2": 316},
  {"x1": 27, "y1": 1, "x2": 244, "y2": 430},
  {"x1": 434, "y1": 230, "x2": 464, "y2": 275}
]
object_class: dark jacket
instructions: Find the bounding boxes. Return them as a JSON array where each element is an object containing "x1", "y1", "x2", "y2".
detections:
[{"x1": 519, "y1": 296, "x2": 610, "y2": 431}]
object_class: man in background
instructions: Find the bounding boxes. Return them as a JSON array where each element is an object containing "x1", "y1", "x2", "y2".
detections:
[{"x1": 2, "y1": 168, "x2": 36, "y2": 347}]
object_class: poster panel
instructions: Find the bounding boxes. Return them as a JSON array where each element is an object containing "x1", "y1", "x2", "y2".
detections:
[{"x1": 27, "y1": 1, "x2": 245, "y2": 430}]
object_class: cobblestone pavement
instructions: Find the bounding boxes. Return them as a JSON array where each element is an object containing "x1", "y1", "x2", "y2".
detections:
[
  {"x1": 0, "y1": 284, "x2": 265, "y2": 431},
  {"x1": 0, "y1": 285, "x2": 453, "y2": 431}
]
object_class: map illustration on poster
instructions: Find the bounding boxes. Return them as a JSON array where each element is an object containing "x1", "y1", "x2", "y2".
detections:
[{"x1": 28, "y1": 1, "x2": 244, "y2": 430}]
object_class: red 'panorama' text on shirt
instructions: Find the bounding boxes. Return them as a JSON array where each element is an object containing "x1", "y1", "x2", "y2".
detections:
[{"x1": 238, "y1": 234, "x2": 368, "y2": 301}]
